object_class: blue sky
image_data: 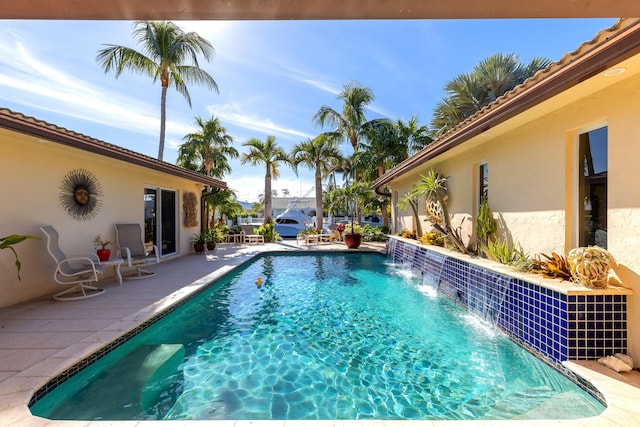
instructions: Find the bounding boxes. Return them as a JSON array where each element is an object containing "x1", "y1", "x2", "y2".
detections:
[{"x1": 1, "y1": 18, "x2": 618, "y2": 202}]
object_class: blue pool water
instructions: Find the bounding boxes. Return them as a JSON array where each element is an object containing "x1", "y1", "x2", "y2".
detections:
[{"x1": 31, "y1": 253, "x2": 604, "y2": 421}]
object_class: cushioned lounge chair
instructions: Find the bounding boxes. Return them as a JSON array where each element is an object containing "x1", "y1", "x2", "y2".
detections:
[
  {"x1": 114, "y1": 223, "x2": 160, "y2": 279},
  {"x1": 40, "y1": 225, "x2": 105, "y2": 301}
]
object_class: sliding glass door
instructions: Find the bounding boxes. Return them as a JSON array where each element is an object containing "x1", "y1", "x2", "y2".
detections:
[{"x1": 144, "y1": 187, "x2": 177, "y2": 257}]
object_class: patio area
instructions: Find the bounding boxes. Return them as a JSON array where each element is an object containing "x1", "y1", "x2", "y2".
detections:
[{"x1": 0, "y1": 240, "x2": 638, "y2": 427}]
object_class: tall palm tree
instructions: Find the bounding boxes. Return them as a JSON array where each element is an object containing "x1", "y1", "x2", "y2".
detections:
[
  {"x1": 241, "y1": 136, "x2": 290, "y2": 223},
  {"x1": 291, "y1": 132, "x2": 343, "y2": 228},
  {"x1": 177, "y1": 116, "x2": 237, "y2": 227},
  {"x1": 206, "y1": 188, "x2": 242, "y2": 228},
  {"x1": 430, "y1": 53, "x2": 550, "y2": 138},
  {"x1": 96, "y1": 20, "x2": 219, "y2": 161},
  {"x1": 177, "y1": 116, "x2": 238, "y2": 179},
  {"x1": 313, "y1": 81, "x2": 384, "y2": 154}
]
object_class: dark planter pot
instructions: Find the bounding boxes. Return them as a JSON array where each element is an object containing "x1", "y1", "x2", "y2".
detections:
[
  {"x1": 206, "y1": 242, "x2": 216, "y2": 250},
  {"x1": 96, "y1": 249, "x2": 111, "y2": 261},
  {"x1": 194, "y1": 242, "x2": 205, "y2": 253},
  {"x1": 344, "y1": 233, "x2": 362, "y2": 249}
]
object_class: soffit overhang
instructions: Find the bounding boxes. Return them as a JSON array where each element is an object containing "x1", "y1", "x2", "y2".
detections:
[
  {"x1": 0, "y1": 108, "x2": 227, "y2": 189},
  {"x1": 1, "y1": 0, "x2": 636, "y2": 20}
]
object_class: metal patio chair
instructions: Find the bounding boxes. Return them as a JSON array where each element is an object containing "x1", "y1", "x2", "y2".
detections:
[
  {"x1": 114, "y1": 223, "x2": 160, "y2": 279},
  {"x1": 40, "y1": 225, "x2": 105, "y2": 301}
]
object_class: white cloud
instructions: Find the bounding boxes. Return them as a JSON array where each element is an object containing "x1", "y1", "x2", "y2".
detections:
[{"x1": 206, "y1": 102, "x2": 314, "y2": 140}]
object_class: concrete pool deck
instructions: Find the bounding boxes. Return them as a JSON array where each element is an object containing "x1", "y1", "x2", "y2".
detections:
[{"x1": 0, "y1": 240, "x2": 638, "y2": 426}]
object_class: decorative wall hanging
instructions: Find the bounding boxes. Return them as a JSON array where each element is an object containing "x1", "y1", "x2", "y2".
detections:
[
  {"x1": 59, "y1": 169, "x2": 103, "y2": 221},
  {"x1": 183, "y1": 191, "x2": 198, "y2": 227}
]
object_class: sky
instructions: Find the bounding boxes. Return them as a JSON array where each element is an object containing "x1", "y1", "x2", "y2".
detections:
[{"x1": 0, "y1": 18, "x2": 619, "y2": 202}]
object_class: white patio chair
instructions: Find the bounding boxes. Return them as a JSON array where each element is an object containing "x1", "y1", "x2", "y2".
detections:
[
  {"x1": 40, "y1": 225, "x2": 105, "y2": 301},
  {"x1": 114, "y1": 223, "x2": 160, "y2": 279}
]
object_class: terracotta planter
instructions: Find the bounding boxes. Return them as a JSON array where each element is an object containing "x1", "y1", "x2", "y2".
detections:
[
  {"x1": 194, "y1": 242, "x2": 205, "y2": 254},
  {"x1": 343, "y1": 233, "x2": 362, "y2": 249},
  {"x1": 96, "y1": 249, "x2": 111, "y2": 262}
]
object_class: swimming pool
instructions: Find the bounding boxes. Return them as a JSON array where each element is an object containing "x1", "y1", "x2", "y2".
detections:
[{"x1": 30, "y1": 253, "x2": 604, "y2": 421}]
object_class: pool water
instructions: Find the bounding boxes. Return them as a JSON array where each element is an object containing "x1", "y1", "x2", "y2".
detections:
[{"x1": 31, "y1": 253, "x2": 604, "y2": 421}]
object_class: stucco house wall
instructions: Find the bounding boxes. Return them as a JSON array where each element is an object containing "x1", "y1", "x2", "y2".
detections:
[{"x1": 0, "y1": 117, "x2": 219, "y2": 307}]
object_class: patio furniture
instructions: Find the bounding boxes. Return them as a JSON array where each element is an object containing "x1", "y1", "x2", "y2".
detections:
[
  {"x1": 40, "y1": 225, "x2": 105, "y2": 301},
  {"x1": 114, "y1": 223, "x2": 160, "y2": 279},
  {"x1": 240, "y1": 224, "x2": 263, "y2": 245}
]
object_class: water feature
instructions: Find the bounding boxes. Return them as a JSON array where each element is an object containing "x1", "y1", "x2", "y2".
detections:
[
  {"x1": 30, "y1": 253, "x2": 604, "y2": 421},
  {"x1": 467, "y1": 266, "x2": 510, "y2": 328}
]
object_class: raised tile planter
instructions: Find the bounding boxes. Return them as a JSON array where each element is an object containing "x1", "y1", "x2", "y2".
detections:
[{"x1": 387, "y1": 236, "x2": 631, "y2": 365}]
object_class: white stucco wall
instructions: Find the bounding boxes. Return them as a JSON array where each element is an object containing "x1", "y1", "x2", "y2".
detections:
[{"x1": 0, "y1": 130, "x2": 204, "y2": 306}]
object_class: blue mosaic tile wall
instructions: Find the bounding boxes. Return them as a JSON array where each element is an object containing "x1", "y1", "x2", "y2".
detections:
[{"x1": 387, "y1": 238, "x2": 628, "y2": 365}]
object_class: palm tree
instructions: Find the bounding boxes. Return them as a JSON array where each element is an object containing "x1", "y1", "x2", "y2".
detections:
[
  {"x1": 291, "y1": 132, "x2": 343, "y2": 228},
  {"x1": 313, "y1": 81, "x2": 385, "y2": 155},
  {"x1": 396, "y1": 192, "x2": 423, "y2": 238},
  {"x1": 241, "y1": 136, "x2": 290, "y2": 223},
  {"x1": 177, "y1": 116, "x2": 238, "y2": 179},
  {"x1": 177, "y1": 116, "x2": 237, "y2": 227},
  {"x1": 96, "y1": 21, "x2": 219, "y2": 161},
  {"x1": 430, "y1": 53, "x2": 550, "y2": 138},
  {"x1": 206, "y1": 188, "x2": 242, "y2": 228},
  {"x1": 410, "y1": 170, "x2": 468, "y2": 254}
]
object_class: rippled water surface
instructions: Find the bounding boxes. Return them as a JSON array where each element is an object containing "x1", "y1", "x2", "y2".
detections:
[{"x1": 31, "y1": 253, "x2": 604, "y2": 421}]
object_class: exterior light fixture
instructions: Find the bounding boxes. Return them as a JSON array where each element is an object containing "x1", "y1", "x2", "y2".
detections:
[{"x1": 603, "y1": 67, "x2": 626, "y2": 77}]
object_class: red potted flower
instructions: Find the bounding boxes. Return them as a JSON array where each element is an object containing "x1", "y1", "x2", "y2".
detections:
[{"x1": 93, "y1": 234, "x2": 111, "y2": 262}]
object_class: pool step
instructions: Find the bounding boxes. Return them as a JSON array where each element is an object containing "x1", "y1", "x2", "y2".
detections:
[
  {"x1": 46, "y1": 343, "x2": 185, "y2": 419},
  {"x1": 139, "y1": 344, "x2": 186, "y2": 413},
  {"x1": 482, "y1": 386, "x2": 556, "y2": 419},
  {"x1": 514, "y1": 391, "x2": 602, "y2": 420}
]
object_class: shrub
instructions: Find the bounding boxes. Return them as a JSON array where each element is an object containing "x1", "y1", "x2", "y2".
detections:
[
  {"x1": 531, "y1": 252, "x2": 572, "y2": 281},
  {"x1": 419, "y1": 232, "x2": 444, "y2": 246},
  {"x1": 255, "y1": 223, "x2": 282, "y2": 242},
  {"x1": 361, "y1": 224, "x2": 387, "y2": 242},
  {"x1": 482, "y1": 237, "x2": 533, "y2": 271},
  {"x1": 399, "y1": 230, "x2": 417, "y2": 239}
]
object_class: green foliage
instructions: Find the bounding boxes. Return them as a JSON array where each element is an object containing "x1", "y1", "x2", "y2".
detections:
[
  {"x1": 361, "y1": 225, "x2": 387, "y2": 242},
  {"x1": 482, "y1": 237, "x2": 529, "y2": 268},
  {"x1": 476, "y1": 196, "x2": 496, "y2": 249},
  {"x1": 531, "y1": 252, "x2": 573, "y2": 280},
  {"x1": 298, "y1": 227, "x2": 319, "y2": 236},
  {"x1": 192, "y1": 232, "x2": 206, "y2": 244},
  {"x1": 419, "y1": 232, "x2": 444, "y2": 247},
  {"x1": 482, "y1": 238, "x2": 516, "y2": 264},
  {"x1": 344, "y1": 222, "x2": 362, "y2": 234},
  {"x1": 204, "y1": 227, "x2": 224, "y2": 243},
  {"x1": 255, "y1": 223, "x2": 282, "y2": 242},
  {"x1": 1, "y1": 234, "x2": 40, "y2": 281}
]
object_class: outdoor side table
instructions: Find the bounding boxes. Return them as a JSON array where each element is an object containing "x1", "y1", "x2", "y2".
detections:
[{"x1": 100, "y1": 258, "x2": 124, "y2": 285}]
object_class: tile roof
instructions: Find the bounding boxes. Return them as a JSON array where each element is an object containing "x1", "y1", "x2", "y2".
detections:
[
  {"x1": 0, "y1": 107, "x2": 227, "y2": 189},
  {"x1": 373, "y1": 18, "x2": 640, "y2": 189}
]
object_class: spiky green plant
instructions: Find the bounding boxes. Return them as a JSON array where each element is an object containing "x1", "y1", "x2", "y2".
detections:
[{"x1": 476, "y1": 196, "x2": 497, "y2": 253}]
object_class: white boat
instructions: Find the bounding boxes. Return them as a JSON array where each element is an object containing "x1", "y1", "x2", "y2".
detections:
[{"x1": 274, "y1": 200, "x2": 315, "y2": 238}]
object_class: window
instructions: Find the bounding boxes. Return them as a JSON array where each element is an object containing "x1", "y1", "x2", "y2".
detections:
[
  {"x1": 578, "y1": 127, "x2": 607, "y2": 249},
  {"x1": 479, "y1": 163, "x2": 489, "y2": 203}
]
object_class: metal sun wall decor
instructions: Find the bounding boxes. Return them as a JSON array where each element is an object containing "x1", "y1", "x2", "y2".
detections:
[{"x1": 59, "y1": 169, "x2": 103, "y2": 221}]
